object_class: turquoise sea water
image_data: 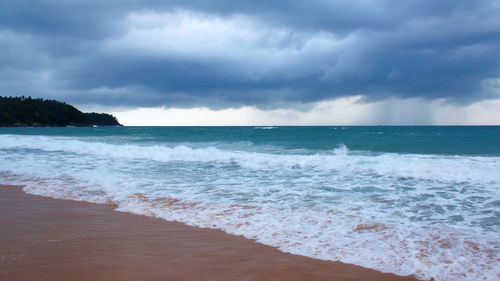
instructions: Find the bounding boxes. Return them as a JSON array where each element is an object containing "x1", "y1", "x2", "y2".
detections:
[{"x1": 1, "y1": 126, "x2": 499, "y2": 280}]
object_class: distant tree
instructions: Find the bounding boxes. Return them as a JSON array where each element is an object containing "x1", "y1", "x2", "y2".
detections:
[
  {"x1": 84, "y1": 112, "x2": 122, "y2": 126},
  {"x1": 0, "y1": 96, "x2": 122, "y2": 127}
]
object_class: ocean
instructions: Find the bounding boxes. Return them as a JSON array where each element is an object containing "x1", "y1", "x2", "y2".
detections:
[{"x1": 0, "y1": 126, "x2": 499, "y2": 281}]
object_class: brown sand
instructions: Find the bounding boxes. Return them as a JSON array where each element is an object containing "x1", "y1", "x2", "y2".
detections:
[{"x1": 0, "y1": 185, "x2": 422, "y2": 281}]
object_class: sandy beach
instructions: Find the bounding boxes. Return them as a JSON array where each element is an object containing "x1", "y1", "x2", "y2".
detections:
[{"x1": 0, "y1": 185, "x2": 422, "y2": 281}]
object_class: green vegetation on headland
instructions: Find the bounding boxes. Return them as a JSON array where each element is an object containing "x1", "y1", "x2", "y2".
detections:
[{"x1": 0, "y1": 96, "x2": 122, "y2": 127}]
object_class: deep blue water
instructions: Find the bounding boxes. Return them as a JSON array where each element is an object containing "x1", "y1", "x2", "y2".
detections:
[{"x1": 1, "y1": 126, "x2": 500, "y2": 155}]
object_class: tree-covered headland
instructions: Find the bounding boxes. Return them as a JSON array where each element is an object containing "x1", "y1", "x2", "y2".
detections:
[{"x1": 0, "y1": 96, "x2": 122, "y2": 127}]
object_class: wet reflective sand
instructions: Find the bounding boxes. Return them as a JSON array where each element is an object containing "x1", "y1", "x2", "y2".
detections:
[{"x1": 0, "y1": 185, "x2": 421, "y2": 281}]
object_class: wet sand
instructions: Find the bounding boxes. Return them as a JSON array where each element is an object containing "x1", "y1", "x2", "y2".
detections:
[{"x1": 0, "y1": 185, "x2": 422, "y2": 281}]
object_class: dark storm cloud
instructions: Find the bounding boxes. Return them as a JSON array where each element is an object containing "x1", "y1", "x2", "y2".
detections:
[{"x1": 0, "y1": 0, "x2": 499, "y2": 108}]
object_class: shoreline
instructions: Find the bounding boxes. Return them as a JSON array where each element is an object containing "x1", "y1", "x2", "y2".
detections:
[{"x1": 1, "y1": 184, "x2": 422, "y2": 281}]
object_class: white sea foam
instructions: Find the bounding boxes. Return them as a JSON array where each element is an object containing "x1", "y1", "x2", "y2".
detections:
[
  {"x1": 1, "y1": 134, "x2": 499, "y2": 281},
  {"x1": 0, "y1": 135, "x2": 498, "y2": 185},
  {"x1": 333, "y1": 143, "x2": 349, "y2": 155},
  {"x1": 254, "y1": 126, "x2": 278, "y2": 129}
]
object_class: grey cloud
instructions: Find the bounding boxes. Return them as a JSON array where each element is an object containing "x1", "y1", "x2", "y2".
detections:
[{"x1": 0, "y1": 0, "x2": 499, "y2": 108}]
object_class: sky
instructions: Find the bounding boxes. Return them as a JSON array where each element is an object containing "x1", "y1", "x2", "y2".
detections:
[{"x1": 1, "y1": 1, "x2": 500, "y2": 125}]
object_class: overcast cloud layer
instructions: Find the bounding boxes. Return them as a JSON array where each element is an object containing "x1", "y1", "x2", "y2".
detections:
[{"x1": 1, "y1": 0, "x2": 500, "y2": 109}]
